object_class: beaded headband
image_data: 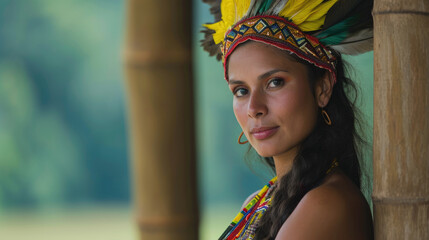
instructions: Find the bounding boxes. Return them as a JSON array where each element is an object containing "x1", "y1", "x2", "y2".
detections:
[{"x1": 222, "y1": 15, "x2": 337, "y2": 83}]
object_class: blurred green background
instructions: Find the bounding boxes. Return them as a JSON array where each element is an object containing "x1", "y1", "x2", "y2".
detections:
[{"x1": 0, "y1": 0, "x2": 373, "y2": 239}]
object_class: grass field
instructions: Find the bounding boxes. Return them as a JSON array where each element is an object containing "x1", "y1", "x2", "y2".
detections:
[{"x1": 0, "y1": 204, "x2": 239, "y2": 240}]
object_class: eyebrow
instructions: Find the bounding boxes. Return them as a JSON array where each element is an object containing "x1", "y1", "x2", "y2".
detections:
[
  {"x1": 228, "y1": 69, "x2": 288, "y2": 85},
  {"x1": 258, "y1": 69, "x2": 288, "y2": 81}
]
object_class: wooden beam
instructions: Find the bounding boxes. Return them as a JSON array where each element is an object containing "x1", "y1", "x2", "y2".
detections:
[
  {"x1": 373, "y1": 0, "x2": 429, "y2": 239},
  {"x1": 124, "y1": 0, "x2": 198, "y2": 239}
]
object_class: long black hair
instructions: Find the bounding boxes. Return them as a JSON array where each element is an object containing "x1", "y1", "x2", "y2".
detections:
[{"x1": 254, "y1": 52, "x2": 364, "y2": 239}]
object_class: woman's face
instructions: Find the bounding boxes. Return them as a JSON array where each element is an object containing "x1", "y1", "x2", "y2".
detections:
[{"x1": 228, "y1": 41, "x2": 320, "y2": 158}]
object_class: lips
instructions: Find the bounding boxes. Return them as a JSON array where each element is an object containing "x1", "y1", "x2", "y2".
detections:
[{"x1": 250, "y1": 126, "x2": 279, "y2": 140}]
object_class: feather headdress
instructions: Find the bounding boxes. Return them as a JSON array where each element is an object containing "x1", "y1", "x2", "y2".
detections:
[{"x1": 201, "y1": 0, "x2": 373, "y2": 81}]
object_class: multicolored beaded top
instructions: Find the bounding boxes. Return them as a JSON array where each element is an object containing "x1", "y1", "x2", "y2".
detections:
[
  {"x1": 219, "y1": 176, "x2": 277, "y2": 240},
  {"x1": 219, "y1": 159, "x2": 340, "y2": 240},
  {"x1": 222, "y1": 15, "x2": 337, "y2": 83}
]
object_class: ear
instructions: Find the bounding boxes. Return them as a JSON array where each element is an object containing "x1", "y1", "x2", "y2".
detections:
[{"x1": 314, "y1": 71, "x2": 334, "y2": 108}]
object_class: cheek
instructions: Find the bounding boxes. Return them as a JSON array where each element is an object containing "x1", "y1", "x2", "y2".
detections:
[
  {"x1": 233, "y1": 100, "x2": 247, "y2": 128},
  {"x1": 274, "y1": 85, "x2": 318, "y2": 131}
]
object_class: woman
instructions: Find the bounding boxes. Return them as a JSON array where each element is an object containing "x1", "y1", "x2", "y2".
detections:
[{"x1": 202, "y1": 0, "x2": 374, "y2": 239}]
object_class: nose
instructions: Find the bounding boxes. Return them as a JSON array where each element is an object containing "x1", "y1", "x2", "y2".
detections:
[{"x1": 247, "y1": 90, "x2": 268, "y2": 118}]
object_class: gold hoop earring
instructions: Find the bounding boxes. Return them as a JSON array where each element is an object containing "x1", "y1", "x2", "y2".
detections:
[
  {"x1": 322, "y1": 109, "x2": 332, "y2": 125},
  {"x1": 238, "y1": 131, "x2": 248, "y2": 144}
]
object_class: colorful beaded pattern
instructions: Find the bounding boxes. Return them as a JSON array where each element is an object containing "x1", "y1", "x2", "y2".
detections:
[
  {"x1": 219, "y1": 159, "x2": 340, "y2": 240},
  {"x1": 219, "y1": 176, "x2": 277, "y2": 240},
  {"x1": 222, "y1": 15, "x2": 337, "y2": 83}
]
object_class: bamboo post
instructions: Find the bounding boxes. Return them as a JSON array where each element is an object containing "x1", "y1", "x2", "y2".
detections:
[
  {"x1": 124, "y1": 0, "x2": 198, "y2": 239},
  {"x1": 373, "y1": 0, "x2": 429, "y2": 239}
]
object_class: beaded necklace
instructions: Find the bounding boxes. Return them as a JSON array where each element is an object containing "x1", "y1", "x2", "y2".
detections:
[{"x1": 219, "y1": 177, "x2": 277, "y2": 240}]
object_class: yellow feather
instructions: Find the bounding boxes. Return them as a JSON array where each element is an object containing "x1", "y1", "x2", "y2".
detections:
[
  {"x1": 298, "y1": 0, "x2": 338, "y2": 24},
  {"x1": 278, "y1": 0, "x2": 338, "y2": 32},
  {"x1": 203, "y1": 21, "x2": 227, "y2": 44},
  {"x1": 299, "y1": 15, "x2": 326, "y2": 31},
  {"x1": 221, "y1": 0, "x2": 236, "y2": 27},
  {"x1": 279, "y1": 0, "x2": 311, "y2": 18},
  {"x1": 291, "y1": 0, "x2": 324, "y2": 25},
  {"x1": 305, "y1": 0, "x2": 338, "y2": 22},
  {"x1": 204, "y1": 0, "x2": 252, "y2": 44},
  {"x1": 235, "y1": 0, "x2": 251, "y2": 22}
]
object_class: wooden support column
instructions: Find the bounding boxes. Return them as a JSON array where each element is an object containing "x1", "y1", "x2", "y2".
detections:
[
  {"x1": 373, "y1": 0, "x2": 429, "y2": 239},
  {"x1": 124, "y1": 0, "x2": 198, "y2": 239}
]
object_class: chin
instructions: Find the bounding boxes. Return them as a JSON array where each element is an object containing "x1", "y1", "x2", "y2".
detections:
[
  {"x1": 251, "y1": 140, "x2": 298, "y2": 159},
  {"x1": 252, "y1": 144, "x2": 280, "y2": 158}
]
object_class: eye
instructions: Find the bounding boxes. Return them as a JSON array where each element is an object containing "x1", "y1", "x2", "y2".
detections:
[
  {"x1": 234, "y1": 87, "x2": 248, "y2": 97},
  {"x1": 267, "y1": 78, "x2": 284, "y2": 88}
]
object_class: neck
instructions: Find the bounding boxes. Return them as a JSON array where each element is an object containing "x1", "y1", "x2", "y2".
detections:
[{"x1": 273, "y1": 146, "x2": 299, "y2": 179}]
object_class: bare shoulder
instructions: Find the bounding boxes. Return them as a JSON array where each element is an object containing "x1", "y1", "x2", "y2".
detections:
[{"x1": 275, "y1": 171, "x2": 373, "y2": 240}]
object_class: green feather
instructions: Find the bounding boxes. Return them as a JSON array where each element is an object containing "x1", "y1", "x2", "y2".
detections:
[
  {"x1": 318, "y1": 16, "x2": 357, "y2": 45},
  {"x1": 320, "y1": 32, "x2": 348, "y2": 45},
  {"x1": 258, "y1": 0, "x2": 273, "y2": 14}
]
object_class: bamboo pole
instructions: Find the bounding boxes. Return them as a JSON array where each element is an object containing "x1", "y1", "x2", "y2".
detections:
[
  {"x1": 373, "y1": 0, "x2": 429, "y2": 239},
  {"x1": 124, "y1": 0, "x2": 198, "y2": 239}
]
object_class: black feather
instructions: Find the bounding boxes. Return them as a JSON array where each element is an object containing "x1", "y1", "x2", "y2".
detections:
[
  {"x1": 203, "y1": 0, "x2": 223, "y2": 21},
  {"x1": 201, "y1": 0, "x2": 223, "y2": 60},
  {"x1": 323, "y1": 0, "x2": 373, "y2": 31},
  {"x1": 201, "y1": 28, "x2": 222, "y2": 60}
]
